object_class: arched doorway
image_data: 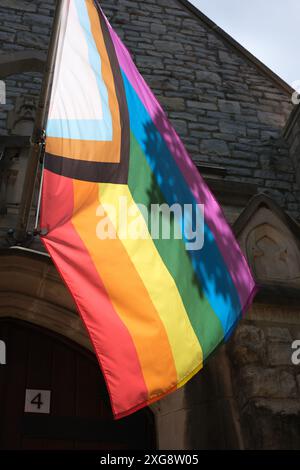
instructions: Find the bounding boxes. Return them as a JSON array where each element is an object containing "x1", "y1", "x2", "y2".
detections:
[{"x1": 0, "y1": 318, "x2": 156, "y2": 450}]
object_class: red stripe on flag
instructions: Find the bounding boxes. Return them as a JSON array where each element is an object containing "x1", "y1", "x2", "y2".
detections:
[{"x1": 41, "y1": 170, "x2": 149, "y2": 418}]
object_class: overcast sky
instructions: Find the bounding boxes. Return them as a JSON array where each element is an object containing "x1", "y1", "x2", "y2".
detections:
[{"x1": 189, "y1": 0, "x2": 299, "y2": 88}]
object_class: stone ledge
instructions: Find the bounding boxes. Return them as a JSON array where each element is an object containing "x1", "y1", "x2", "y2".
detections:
[
  {"x1": 0, "y1": 135, "x2": 30, "y2": 148},
  {"x1": 255, "y1": 283, "x2": 300, "y2": 307},
  {"x1": 204, "y1": 177, "x2": 257, "y2": 206},
  {"x1": 0, "y1": 50, "x2": 46, "y2": 78}
]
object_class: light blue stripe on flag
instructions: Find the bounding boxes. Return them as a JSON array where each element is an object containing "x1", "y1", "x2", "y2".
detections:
[{"x1": 47, "y1": 0, "x2": 112, "y2": 141}]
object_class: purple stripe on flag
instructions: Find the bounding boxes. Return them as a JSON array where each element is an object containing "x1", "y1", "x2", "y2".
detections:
[{"x1": 107, "y1": 23, "x2": 257, "y2": 310}]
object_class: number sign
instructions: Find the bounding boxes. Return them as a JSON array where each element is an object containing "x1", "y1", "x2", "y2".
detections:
[{"x1": 24, "y1": 389, "x2": 51, "y2": 414}]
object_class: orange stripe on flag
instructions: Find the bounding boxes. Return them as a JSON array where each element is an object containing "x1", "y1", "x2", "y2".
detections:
[{"x1": 71, "y1": 179, "x2": 178, "y2": 399}]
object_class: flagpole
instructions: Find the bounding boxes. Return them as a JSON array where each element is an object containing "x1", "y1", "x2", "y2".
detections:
[{"x1": 14, "y1": 0, "x2": 64, "y2": 243}]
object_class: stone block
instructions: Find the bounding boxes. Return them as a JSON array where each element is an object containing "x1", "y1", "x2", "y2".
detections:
[
  {"x1": 200, "y1": 139, "x2": 229, "y2": 156},
  {"x1": 199, "y1": 102, "x2": 218, "y2": 111},
  {"x1": 154, "y1": 40, "x2": 184, "y2": 53},
  {"x1": 23, "y1": 13, "x2": 53, "y2": 26},
  {"x1": 16, "y1": 31, "x2": 47, "y2": 49},
  {"x1": 268, "y1": 343, "x2": 293, "y2": 367},
  {"x1": 171, "y1": 119, "x2": 187, "y2": 135},
  {"x1": 219, "y1": 120, "x2": 246, "y2": 136},
  {"x1": 150, "y1": 23, "x2": 167, "y2": 35},
  {"x1": 257, "y1": 111, "x2": 285, "y2": 127},
  {"x1": 241, "y1": 398, "x2": 300, "y2": 449},
  {"x1": 196, "y1": 70, "x2": 222, "y2": 85},
  {"x1": 159, "y1": 96, "x2": 185, "y2": 110},
  {"x1": 218, "y1": 99, "x2": 241, "y2": 114},
  {"x1": 219, "y1": 50, "x2": 242, "y2": 65},
  {"x1": 0, "y1": 31, "x2": 15, "y2": 42},
  {"x1": 230, "y1": 324, "x2": 266, "y2": 365},
  {"x1": 239, "y1": 366, "x2": 297, "y2": 401},
  {"x1": 267, "y1": 327, "x2": 292, "y2": 343}
]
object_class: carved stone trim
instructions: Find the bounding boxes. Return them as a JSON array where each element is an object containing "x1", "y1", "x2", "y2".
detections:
[
  {"x1": 234, "y1": 194, "x2": 300, "y2": 238},
  {"x1": 0, "y1": 50, "x2": 46, "y2": 79},
  {"x1": 235, "y1": 195, "x2": 300, "y2": 287},
  {"x1": 0, "y1": 249, "x2": 91, "y2": 349}
]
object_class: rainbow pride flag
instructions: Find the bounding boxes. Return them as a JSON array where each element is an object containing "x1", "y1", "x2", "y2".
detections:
[{"x1": 41, "y1": 0, "x2": 257, "y2": 419}]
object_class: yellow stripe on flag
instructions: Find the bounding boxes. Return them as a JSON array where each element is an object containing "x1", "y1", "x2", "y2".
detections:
[{"x1": 98, "y1": 183, "x2": 203, "y2": 382}]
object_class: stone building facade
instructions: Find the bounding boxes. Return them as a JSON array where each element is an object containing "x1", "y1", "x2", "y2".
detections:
[{"x1": 0, "y1": 0, "x2": 300, "y2": 450}]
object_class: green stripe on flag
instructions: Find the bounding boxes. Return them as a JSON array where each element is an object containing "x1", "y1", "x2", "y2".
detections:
[{"x1": 128, "y1": 132, "x2": 224, "y2": 358}]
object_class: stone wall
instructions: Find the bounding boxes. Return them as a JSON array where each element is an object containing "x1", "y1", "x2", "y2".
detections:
[
  {"x1": 156, "y1": 299, "x2": 300, "y2": 450},
  {"x1": 0, "y1": 0, "x2": 299, "y2": 218},
  {"x1": 0, "y1": 0, "x2": 54, "y2": 135},
  {"x1": 230, "y1": 304, "x2": 300, "y2": 449},
  {"x1": 284, "y1": 105, "x2": 300, "y2": 192}
]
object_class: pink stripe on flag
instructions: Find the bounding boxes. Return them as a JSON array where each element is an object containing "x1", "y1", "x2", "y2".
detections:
[{"x1": 107, "y1": 22, "x2": 257, "y2": 309}]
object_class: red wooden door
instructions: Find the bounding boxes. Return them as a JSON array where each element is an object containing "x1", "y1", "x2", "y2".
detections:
[{"x1": 0, "y1": 319, "x2": 155, "y2": 450}]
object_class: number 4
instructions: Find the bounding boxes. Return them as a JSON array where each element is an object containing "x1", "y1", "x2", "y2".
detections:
[{"x1": 31, "y1": 393, "x2": 43, "y2": 410}]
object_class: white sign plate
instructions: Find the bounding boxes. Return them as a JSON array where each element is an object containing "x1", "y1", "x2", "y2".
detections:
[{"x1": 24, "y1": 389, "x2": 51, "y2": 414}]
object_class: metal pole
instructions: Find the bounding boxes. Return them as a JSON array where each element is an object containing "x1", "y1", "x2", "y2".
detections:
[
  {"x1": 34, "y1": 159, "x2": 45, "y2": 232},
  {"x1": 14, "y1": 0, "x2": 64, "y2": 242}
]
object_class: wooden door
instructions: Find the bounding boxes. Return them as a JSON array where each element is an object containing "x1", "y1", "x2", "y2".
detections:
[{"x1": 0, "y1": 318, "x2": 155, "y2": 450}]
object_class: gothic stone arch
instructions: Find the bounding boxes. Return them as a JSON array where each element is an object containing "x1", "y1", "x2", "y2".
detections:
[
  {"x1": 0, "y1": 317, "x2": 156, "y2": 449},
  {"x1": 0, "y1": 248, "x2": 160, "y2": 449},
  {"x1": 234, "y1": 194, "x2": 300, "y2": 287}
]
